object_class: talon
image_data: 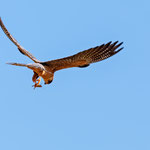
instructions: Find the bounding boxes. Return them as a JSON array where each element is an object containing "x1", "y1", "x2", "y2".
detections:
[{"x1": 32, "y1": 77, "x2": 42, "y2": 89}]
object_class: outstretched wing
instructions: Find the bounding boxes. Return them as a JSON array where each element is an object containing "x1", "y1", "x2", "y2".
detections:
[
  {"x1": 0, "y1": 18, "x2": 40, "y2": 63},
  {"x1": 42, "y1": 41, "x2": 123, "y2": 72}
]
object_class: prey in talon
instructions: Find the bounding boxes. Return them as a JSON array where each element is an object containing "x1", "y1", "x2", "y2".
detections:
[
  {"x1": 32, "y1": 72, "x2": 42, "y2": 89},
  {"x1": 32, "y1": 76, "x2": 42, "y2": 89},
  {"x1": 0, "y1": 18, "x2": 123, "y2": 88}
]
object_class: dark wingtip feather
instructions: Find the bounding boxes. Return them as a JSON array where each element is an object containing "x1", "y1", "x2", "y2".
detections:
[
  {"x1": 107, "y1": 41, "x2": 112, "y2": 45},
  {"x1": 112, "y1": 42, "x2": 124, "y2": 51},
  {"x1": 114, "y1": 47, "x2": 124, "y2": 54},
  {"x1": 118, "y1": 47, "x2": 124, "y2": 51},
  {"x1": 113, "y1": 41, "x2": 119, "y2": 45},
  {"x1": 117, "y1": 42, "x2": 123, "y2": 47},
  {"x1": 102, "y1": 41, "x2": 112, "y2": 49},
  {"x1": 0, "y1": 17, "x2": 2, "y2": 26},
  {"x1": 109, "y1": 41, "x2": 119, "y2": 48}
]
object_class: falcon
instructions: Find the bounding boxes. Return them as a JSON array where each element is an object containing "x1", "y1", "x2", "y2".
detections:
[{"x1": 0, "y1": 18, "x2": 123, "y2": 88}]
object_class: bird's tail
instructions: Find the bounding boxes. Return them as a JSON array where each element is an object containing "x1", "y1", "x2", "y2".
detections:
[{"x1": 6, "y1": 62, "x2": 28, "y2": 67}]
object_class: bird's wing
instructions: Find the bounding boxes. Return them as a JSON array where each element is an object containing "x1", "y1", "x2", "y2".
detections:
[
  {"x1": 42, "y1": 41, "x2": 123, "y2": 72},
  {"x1": 0, "y1": 18, "x2": 40, "y2": 63}
]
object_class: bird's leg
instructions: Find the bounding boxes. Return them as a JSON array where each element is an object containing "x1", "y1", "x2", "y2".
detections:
[{"x1": 32, "y1": 77, "x2": 42, "y2": 89}]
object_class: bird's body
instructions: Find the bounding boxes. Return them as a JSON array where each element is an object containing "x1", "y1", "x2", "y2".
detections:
[{"x1": 0, "y1": 18, "x2": 123, "y2": 88}]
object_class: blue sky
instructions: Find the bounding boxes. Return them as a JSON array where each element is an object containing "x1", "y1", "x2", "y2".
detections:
[{"x1": 0, "y1": 0, "x2": 150, "y2": 150}]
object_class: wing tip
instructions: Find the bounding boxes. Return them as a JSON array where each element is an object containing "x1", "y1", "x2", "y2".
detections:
[
  {"x1": 115, "y1": 47, "x2": 124, "y2": 54},
  {"x1": 6, "y1": 62, "x2": 27, "y2": 67},
  {"x1": 108, "y1": 41, "x2": 112, "y2": 45},
  {"x1": 6, "y1": 62, "x2": 11, "y2": 65},
  {"x1": 0, "y1": 17, "x2": 2, "y2": 25},
  {"x1": 6, "y1": 62, "x2": 16, "y2": 66},
  {"x1": 119, "y1": 41, "x2": 124, "y2": 45},
  {"x1": 114, "y1": 40, "x2": 119, "y2": 44},
  {"x1": 113, "y1": 41, "x2": 123, "y2": 45},
  {"x1": 112, "y1": 41, "x2": 124, "y2": 52}
]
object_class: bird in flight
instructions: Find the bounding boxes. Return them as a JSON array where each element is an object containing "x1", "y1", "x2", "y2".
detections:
[{"x1": 0, "y1": 18, "x2": 123, "y2": 88}]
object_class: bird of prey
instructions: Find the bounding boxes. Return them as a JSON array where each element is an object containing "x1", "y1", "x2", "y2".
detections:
[{"x1": 0, "y1": 18, "x2": 123, "y2": 88}]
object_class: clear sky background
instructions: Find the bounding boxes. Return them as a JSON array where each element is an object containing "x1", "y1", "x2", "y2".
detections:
[{"x1": 0, "y1": 0, "x2": 150, "y2": 150}]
